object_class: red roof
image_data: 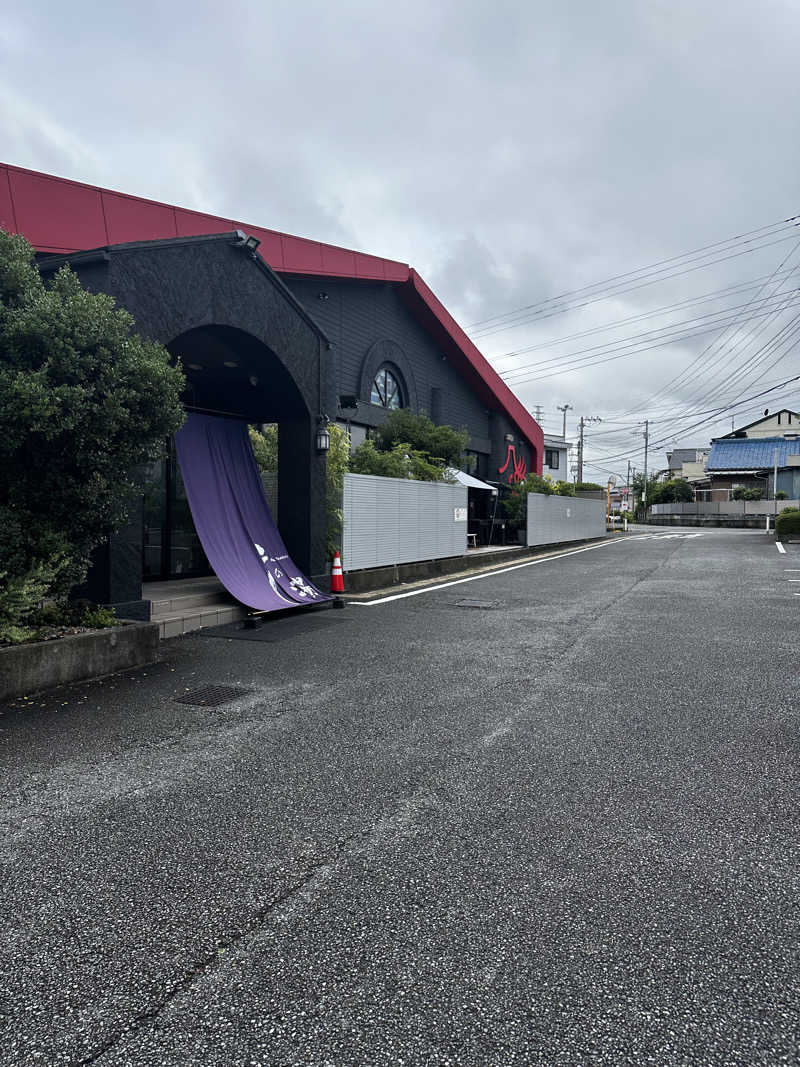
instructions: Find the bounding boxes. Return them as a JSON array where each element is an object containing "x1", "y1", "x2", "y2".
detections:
[{"x1": 0, "y1": 162, "x2": 542, "y2": 465}]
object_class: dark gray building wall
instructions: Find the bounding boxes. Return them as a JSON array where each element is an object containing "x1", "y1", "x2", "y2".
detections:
[{"x1": 281, "y1": 276, "x2": 498, "y2": 458}]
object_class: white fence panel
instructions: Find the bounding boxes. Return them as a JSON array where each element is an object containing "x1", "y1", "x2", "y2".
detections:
[
  {"x1": 652, "y1": 499, "x2": 800, "y2": 517},
  {"x1": 342, "y1": 473, "x2": 467, "y2": 571},
  {"x1": 526, "y1": 493, "x2": 606, "y2": 547}
]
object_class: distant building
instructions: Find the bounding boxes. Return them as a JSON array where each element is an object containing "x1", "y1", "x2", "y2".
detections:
[
  {"x1": 705, "y1": 437, "x2": 800, "y2": 499},
  {"x1": 721, "y1": 408, "x2": 800, "y2": 440},
  {"x1": 664, "y1": 446, "x2": 710, "y2": 486},
  {"x1": 543, "y1": 434, "x2": 571, "y2": 480}
]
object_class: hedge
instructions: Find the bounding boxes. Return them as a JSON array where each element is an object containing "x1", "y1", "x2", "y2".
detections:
[{"x1": 775, "y1": 511, "x2": 800, "y2": 538}]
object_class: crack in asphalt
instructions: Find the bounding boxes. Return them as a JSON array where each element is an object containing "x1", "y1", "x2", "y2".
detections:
[{"x1": 72, "y1": 850, "x2": 343, "y2": 1065}]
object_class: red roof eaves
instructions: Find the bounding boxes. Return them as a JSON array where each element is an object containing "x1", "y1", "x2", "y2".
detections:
[
  {"x1": 1, "y1": 161, "x2": 542, "y2": 458},
  {"x1": 408, "y1": 270, "x2": 543, "y2": 458}
]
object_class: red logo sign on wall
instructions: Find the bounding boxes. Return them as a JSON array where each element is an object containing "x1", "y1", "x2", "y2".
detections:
[{"x1": 498, "y1": 444, "x2": 527, "y2": 484}]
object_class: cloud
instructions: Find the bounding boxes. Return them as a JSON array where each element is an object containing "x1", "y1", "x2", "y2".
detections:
[{"x1": 2, "y1": 0, "x2": 799, "y2": 478}]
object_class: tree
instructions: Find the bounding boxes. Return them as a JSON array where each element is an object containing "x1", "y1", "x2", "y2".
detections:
[
  {"x1": 503, "y1": 472, "x2": 574, "y2": 527},
  {"x1": 650, "y1": 478, "x2": 693, "y2": 505},
  {"x1": 349, "y1": 438, "x2": 450, "y2": 482},
  {"x1": 631, "y1": 473, "x2": 659, "y2": 501},
  {"x1": 372, "y1": 409, "x2": 469, "y2": 467},
  {"x1": 248, "y1": 424, "x2": 277, "y2": 471},
  {"x1": 0, "y1": 231, "x2": 185, "y2": 639}
]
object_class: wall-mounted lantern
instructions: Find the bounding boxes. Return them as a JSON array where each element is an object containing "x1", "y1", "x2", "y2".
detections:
[{"x1": 316, "y1": 420, "x2": 331, "y2": 453}]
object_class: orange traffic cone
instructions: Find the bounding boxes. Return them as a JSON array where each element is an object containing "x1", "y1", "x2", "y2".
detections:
[{"x1": 330, "y1": 551, "x2": 345, "y2": 594}]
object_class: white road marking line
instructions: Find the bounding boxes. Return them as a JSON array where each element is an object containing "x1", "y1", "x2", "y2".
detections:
[
  {"x1": 776, "y1": 542, "x2": 787, "y2": 554},
  {"x1": 350, "y1": 539, "x2": 626, "y2": 606},
  {"x1": 788, "y1": 580, "x2": 800, "y2": 582}
]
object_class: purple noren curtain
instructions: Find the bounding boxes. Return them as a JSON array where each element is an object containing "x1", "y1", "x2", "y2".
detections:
[{"x1": 174, "y1": 413, "x2": 330, "y2": 611}]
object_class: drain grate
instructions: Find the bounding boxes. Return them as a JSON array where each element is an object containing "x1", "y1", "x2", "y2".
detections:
[
  {"x1": 173, "y1": 685, "x2": 251, "y2": 707},
  {"x1": 455, "y1": 598, "x2": 501, "y2": 610}
]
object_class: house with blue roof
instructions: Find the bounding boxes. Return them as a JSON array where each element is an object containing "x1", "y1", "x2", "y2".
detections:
[{"x1": 706, "y1": 436, "x2": 800, "y2": 498}]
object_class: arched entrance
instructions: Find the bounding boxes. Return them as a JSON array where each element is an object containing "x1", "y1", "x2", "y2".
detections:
[
  {"x1": 144, "y1": 324, "x2": 311, "y2": 581},
  {"x1": 57, "y1": 232, "x2": 330, "y2": 616}
]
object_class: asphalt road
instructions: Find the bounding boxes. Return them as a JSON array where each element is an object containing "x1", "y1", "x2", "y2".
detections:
[{"x1": 2, "y1": 529, "x2": 798, "y2": 1066}]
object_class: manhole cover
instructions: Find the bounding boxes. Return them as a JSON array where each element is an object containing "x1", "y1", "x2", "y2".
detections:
[
  {"x1": 173, "y1": 685, "x2": 251, "y2": 707},
  {"x1": 455, "y1": 599, "x2": 500, "y2": 609}
]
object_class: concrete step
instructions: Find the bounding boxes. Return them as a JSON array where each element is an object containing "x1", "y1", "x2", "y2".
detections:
[
  {"x1": 156, "y1": 602, "x2": 247, "y2": 640},
  {"x1": 148, "y1": 589, "x2": 239, "y2": 618}
]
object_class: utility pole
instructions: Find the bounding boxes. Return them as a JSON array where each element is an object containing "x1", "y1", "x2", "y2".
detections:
[
  {"x1": 642, "y1": 419, "x2": 650, "y2": 508},
  {"x1": 577, "y1": 415, "x2": 602, "y2": 484},
  {"x1": 774, "y1": 445, "x2": 779, "y2": 524},
  {"x1": 533, "y1": 404, "x2": 544, "y2": 424},
  {"x1": 626, "y1": 459, "x2": 631, "y2": 511},
  {"x1": 557, "y1": 403, "x2": 572, "y2": 439}
]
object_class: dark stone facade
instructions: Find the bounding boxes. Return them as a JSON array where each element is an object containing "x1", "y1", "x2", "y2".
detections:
[
  {"x1": 40, "y1": 233, "x2": 330, "y2": 613},
  {"x1": 281, "y1": 275, "x2": 534, "y2": 482}
]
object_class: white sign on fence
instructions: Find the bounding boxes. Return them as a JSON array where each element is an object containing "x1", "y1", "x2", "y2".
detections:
[{"x1": 454, "y1": 507, "x2": 468, "y2": 522}]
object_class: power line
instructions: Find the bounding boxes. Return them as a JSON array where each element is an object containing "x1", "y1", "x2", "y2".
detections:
[
  {"x1": 472, "y1": 234, "x2": 800, "y2": 341},
  {"x1": 643, "y1": 315, "x2": 800, "y2": 448},
  {"x1": 488, "y1": 266, "x2": 800, "y2": 366},
  {"x1": 495, "y1": 297, "x2": 800, "y2": 386},
  {"x1": 498, "y1": 288, "x2": 800, "y2": 382},
  {"x1": 612, "y1": 236, "x2": 800, "y2": 417},
  {"x1": 466, "y1": 218, "x2": 800, "y2": 337},
  {"x1": 578, "y1": 372, "x2": 800, "y2": 466}
]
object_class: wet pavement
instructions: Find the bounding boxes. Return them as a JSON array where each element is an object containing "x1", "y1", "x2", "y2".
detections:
[{"x1": 1, "y1": 528, "x2": 798, "y2": 1065}]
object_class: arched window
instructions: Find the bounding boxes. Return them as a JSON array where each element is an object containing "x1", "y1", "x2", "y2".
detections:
[{"x1": 371, "y1": 365, "x2": 404, "y2": 409}]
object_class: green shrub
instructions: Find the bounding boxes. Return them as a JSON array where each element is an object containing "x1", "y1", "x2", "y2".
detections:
[
  {"x1": 650, "y1": 479, "x2": 693, "y2": 505},
  {"x1": 349, "y1": 439, "x2": 451, "y2": 482},
  {"x1": 248, "y1": 425, "x2": 277, "y2": 471},
  {"x1": 732, "y1": 487, "x2": 763, "y2": 501},
  {"x1": 0, "y1": 230, "x2": 185, "y2": 632},
  {"x1": 325, "y1": 423, "x2": 350, "y2": 560},
  {"x1": 0, "y1": 556, "x2": 66, "y2": 644},
  {"x1": 503, "y1": 472, "x2": 564, "y2": 526},
  {"x1": 776, "y1": 490, "x2": 788, "y2": 500},
  {"x1": 372, "y1": 409, "x2": 468, "y2": 467},
  {"x1": 776, "y1": 510, "x2": 800, "y2": 538},
  {"x1": 0, "y1": 585, "x2": 119, "y2": 646},
  {"x1": 780, "y1": 506, "x2": 800, "y2": 515}
]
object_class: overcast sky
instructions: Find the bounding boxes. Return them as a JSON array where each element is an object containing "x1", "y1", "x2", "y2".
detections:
[{"x1": 2, "y1": 0, "x2": 799, "y2": 480}]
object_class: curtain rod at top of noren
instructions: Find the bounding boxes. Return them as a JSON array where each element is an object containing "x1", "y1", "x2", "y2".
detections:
[{"x1": 185, "y1": 405, "x2": 252, "y2": 421}]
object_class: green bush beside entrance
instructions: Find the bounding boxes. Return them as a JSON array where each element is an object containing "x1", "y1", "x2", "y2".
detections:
[{"x1": 0, "y1": 231, "x2": 185, "y2": 643}]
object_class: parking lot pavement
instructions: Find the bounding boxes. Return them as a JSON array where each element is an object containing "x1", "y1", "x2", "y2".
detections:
[{"x1": 1, "y1": 528, "x2": 798, "y2": 1065}]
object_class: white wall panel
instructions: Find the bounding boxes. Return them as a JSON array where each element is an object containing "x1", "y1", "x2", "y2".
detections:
[
  {"x1": 343, "y1": 474, "x2": 467, "y2": 571},
  {"x1": 526, "y1": 493, "x2": 606, "y2": 546}
]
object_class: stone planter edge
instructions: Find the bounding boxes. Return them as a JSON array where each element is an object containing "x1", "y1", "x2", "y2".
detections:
[{"x1": 1, "y1": 621, "x2": 159, "y2": 703}]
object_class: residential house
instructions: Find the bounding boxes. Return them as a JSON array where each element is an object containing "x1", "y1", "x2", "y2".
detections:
[
  {"x1": 543, "y1": 434, "x2": 571, "y2": 482},
  {"x1": 720, "y1": 408, "x2": 800, "y2": 440},
  {"x1": 705, "y1": 437, "x2": 800, "y2": 499}
]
